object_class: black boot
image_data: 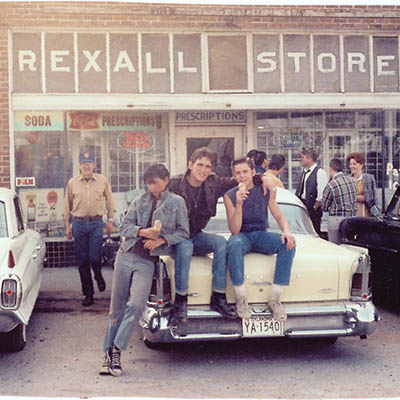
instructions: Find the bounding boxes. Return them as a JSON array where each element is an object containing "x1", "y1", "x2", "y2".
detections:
[
  {"x1": 210, "y1": 291, "x2": 237, "y2": 319},
  {"x1": 171, "y1": 293, "x2": 188, "y2": 325}
]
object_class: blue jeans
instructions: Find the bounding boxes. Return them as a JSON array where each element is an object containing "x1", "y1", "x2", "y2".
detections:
[
  {"x1": 174, "y1": 232, "x2": 227, "y2": 295},
  {"x1": 72, "y1": 217, "x2": 104, "y2": 296},
  {"x1": 227, "y1": 231, "x2": 296, "y2": 287},
  {"x1": 103, "y1": 251, "x2": 155, "y2": 352}
]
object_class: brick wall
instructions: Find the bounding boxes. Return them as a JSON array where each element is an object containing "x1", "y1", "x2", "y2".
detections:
[
  {"x1": 1, "y1": 2, "x2": 400, "y2": 186},
  {"x1": 0, "y1": 23, "x2": 9, "y2": 188}
]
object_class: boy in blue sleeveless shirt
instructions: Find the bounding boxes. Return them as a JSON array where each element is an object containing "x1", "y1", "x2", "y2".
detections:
[{"x1": 224, "y1": 157, "x2": 296, "y2": 321}]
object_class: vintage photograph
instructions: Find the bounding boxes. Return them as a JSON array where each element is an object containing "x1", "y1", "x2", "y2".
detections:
[{"x1": 0, "y1": 1, "x2": 399, "y2": 399}]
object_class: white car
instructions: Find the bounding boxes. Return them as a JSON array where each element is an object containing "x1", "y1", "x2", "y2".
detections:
[
  {"x1": 141, "y1": 188, "x2": 379, "y2": 346},
  {"x1": 0, "y1": 188, "x2": 45, "y2": 352}
]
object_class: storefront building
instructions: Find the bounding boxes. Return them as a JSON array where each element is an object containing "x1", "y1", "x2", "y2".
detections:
[{"x1": 1, "y1": 3, "x2": 400, "y2": 264}]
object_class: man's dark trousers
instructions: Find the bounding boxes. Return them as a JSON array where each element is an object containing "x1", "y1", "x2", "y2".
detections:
[{"x1": 72, "y1": 217, "x2": 104, "y2": 296}]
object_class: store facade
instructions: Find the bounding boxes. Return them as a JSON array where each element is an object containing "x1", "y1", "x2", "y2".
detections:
[{"x1": 3, "y1": 4, "x2": 400, "y2": 254}]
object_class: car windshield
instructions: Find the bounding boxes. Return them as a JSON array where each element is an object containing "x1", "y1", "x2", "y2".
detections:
[
  {"x1": 204, "y1": 201, "x2": 316, "y2": 236},
  {"x1": 0, "y1": 201, "x2": 7, "y2": 237}
]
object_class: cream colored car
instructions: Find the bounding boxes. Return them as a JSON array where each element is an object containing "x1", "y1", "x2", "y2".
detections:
[{"x1": 141, "y1": 188, "x2": 379, "y2": 346}]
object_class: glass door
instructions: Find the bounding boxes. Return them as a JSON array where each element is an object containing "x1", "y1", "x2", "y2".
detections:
[{"x1": 175, "y1": 125, "x2": 244, "y2": 175}]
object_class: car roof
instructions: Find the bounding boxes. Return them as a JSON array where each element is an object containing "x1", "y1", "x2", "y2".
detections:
[
  {"x1": 275, "y1": 187, "x2": 306, "y2": 208},
  {"x1": 217, "y1": 187, "x2": 306, "y2": 209}
]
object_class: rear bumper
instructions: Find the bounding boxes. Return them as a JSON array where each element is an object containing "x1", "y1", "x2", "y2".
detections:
[{"x1": 140, "y1": 300, "x2": 379, "y2": 344}]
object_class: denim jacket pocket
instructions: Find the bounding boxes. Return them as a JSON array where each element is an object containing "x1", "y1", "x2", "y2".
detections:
[{"x1": 154, "y1": 204, "x2": 177, "y2": 232}]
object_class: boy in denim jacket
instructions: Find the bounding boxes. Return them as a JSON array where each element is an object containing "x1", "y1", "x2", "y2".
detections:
[{"x1": 100, "y1": 164, "x2": 189, "y2": 377}]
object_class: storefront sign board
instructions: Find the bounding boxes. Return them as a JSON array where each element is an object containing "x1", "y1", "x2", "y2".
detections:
[
  {"x1": 14, "y1": 111, "x2": 65, "y2": 131},
  {"x1": 175, "y1": 110, "x2": 247, "y2": 125},
  {"x1": 67, "y1": 112, "x2": 161, "y2": 131},
  {"x1": 12, "y1": 32, "x2": 400, "y2": 94}
]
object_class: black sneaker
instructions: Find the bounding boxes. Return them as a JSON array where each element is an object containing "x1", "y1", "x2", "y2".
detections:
[
  {"x1": 82, "y1": 295, "x2": 94, "y2": 307},
  {"x1": 210, "y1": 291, "x2": 237, "y2": 319},
  {"x1": 170, "y1": 293, "x2": 188, "y2": 326},
  {"x1": 109, "y1": 345, "x2": 122, "y2": 377},
  {"x1": 99, "y1": 352, "x2": 111, "y2": 375}
]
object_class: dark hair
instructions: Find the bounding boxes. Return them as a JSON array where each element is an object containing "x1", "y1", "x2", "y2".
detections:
[
  {"x1": 347, "y1": 152, "x2": 365, "y2": 166},
  {"x1": 268, "y1": 154, "x2": 285, "y2": 170},
  {"x1": 329, "y1": 158, "x2": 344, "y2": 173},
  {"x1": 246, "y1": 149, "x2": 258, "y2": 160},
  {"x1": 301, "y1": 147, "x2": 318, "y2": 162},
  {"x1": 254, "y1": 151, "x2": 267, "y2": 166},
  {"x1": 231, "y1": 157, "x2": 255, "y2": 171},
  {"x1": 189, "y1": 146, "x2": 216, "y2": 166},
  {"x1": 143, "y1": 163, "x2": 170, "y2": 183}
]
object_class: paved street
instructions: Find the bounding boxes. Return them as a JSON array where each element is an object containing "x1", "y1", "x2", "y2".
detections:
[{"x1": 1, "y1": 267, "x2": 400, "y2": 399}]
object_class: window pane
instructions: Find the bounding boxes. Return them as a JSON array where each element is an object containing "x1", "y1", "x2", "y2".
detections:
[{"x1": 14, "y1": 130, "x2": 69, "y2": 189}]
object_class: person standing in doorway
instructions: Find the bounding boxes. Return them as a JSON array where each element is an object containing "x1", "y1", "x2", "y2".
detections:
[
  {"x1": 321, "y1": 158, "x2": 358, "y2": 244},
  {"x1": 63, "y1": 152, "x2": 115, "y2": 307},
  {"x1": 295, "y1": 147, "x2": 328, "y2": 237}
]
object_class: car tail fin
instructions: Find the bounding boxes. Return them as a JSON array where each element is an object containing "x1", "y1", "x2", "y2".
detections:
[
  {"x1": 351, "y1": 254, "x2": 372, "y2": 300},
  {"x1": 8, "y1": 250, "x2": 15, "y2": 268}
]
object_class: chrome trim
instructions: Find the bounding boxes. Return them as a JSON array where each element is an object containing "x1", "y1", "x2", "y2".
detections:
[{"x1": 140, "y1": 300, "x2": 379, "y2": 344}]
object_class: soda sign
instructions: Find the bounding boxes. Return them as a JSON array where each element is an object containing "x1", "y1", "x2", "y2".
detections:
[
  {"x1": 68, "y1": 112, "x2": 99, "y2": 130},
  {"x1": 117, "y1": 131, "x2": 154, "y2": 153}
]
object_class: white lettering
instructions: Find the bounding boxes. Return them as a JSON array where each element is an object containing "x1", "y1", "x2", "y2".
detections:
[
  {"x1": 18, "y1": 50, "x2": 36, "y2": 72},
  {"x1": 177, "y1": 52, "x2": 197, "y2": 73},
  {"x1": 113, "y1": 51, "x2": 135, "y2": 72},
  {"x1": 50, "y1": 50, "x2": 70, "y2": 72},
  {"x1": 145, "y1": 52, "x2": 166, "y2": 74},
  {"x1": 377, "y1": 55, "x2": 395, "y2": 76},
  {"x1": 83, "y1": 50, "x2": 102, "y2": 72},
  {"x1": 287, "y1": 52, "x2": 306, "y2": 73},
  {"x1": 387, "y1": 162, "x2": 393, "y2": 174},
  {"x1": 348, "y1": 52, "x2": 366, "y2": 73},
  {"x1": 256, "y1": 52, "x2": 277, "y2": 73},
  {"x1": 317, "y1": 53, "x2": 336, "y2": 73}
]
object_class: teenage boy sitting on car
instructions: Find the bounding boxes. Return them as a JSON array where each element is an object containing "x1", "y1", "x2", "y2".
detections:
[{"x1": 224, "y1": 157, "x2": 296, "y2": 322}]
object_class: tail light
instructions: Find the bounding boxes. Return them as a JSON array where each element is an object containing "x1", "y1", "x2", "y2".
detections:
[
  {"x1": 8, "y1": 250, "x2": 15, "y2": 268},
  {"x1": 1, "y1": 277, "x2": 19, "y2": 308},
  {"x1": 351, "y1": 255, "x2": 372, "y2": 300}
]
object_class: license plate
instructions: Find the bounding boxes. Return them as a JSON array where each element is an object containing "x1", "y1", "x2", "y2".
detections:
[{"x1": 242, "y1": 315, "x2": 283, "y2": 337}]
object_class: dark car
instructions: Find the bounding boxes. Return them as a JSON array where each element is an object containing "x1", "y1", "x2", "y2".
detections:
[{"x1": 340, "y1": 185, "x2": 400, "y2": 308}]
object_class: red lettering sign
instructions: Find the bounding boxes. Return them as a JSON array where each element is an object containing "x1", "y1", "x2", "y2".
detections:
[
  {"x1": 69, "y1": 112, "x2": 99, "y2": 130},
  {"x1": 120, "y1": 132, "x2": 151, "y2": 149},
  {"x1": 16, "y1": 177, "x2": 35, "y2": 187}
]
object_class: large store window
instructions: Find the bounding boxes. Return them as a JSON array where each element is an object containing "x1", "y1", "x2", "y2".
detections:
[
  {"x1": 14, "y1": 111, "x2": 71, "y2": 237},
  {"x1": 256, "y1": 111, "x2": 384, "y2": 196},
  {"x1": 384, "y1": 110, "x2": 400, "y2": 195},
  {"x1": 68, "y1": 112, "x2": 168, "y2": 193}
]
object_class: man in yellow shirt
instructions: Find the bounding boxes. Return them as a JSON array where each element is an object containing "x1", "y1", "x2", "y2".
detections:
[{"x1": 63, "y1": 152, "x2": 115, "y2": 306}]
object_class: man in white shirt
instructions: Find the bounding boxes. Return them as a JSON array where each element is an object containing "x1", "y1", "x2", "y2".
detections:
[{"x1": 295, "y1": 147, "x2": 328, "y2": 237}]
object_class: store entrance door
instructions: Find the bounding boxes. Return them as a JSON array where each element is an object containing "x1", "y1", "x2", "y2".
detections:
[{"x1": 174, "y1": 126, "x2": 244, "y2": 176}]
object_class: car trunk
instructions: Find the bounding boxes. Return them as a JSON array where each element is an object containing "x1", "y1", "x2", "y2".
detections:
[{"x1": 163, "y1": 235, "x2": 342, "y2": 305}]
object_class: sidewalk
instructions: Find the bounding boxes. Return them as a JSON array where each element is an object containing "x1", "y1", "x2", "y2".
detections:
[{"x1": 36, "y1": 266, "x2": 113, "y2": 313}]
